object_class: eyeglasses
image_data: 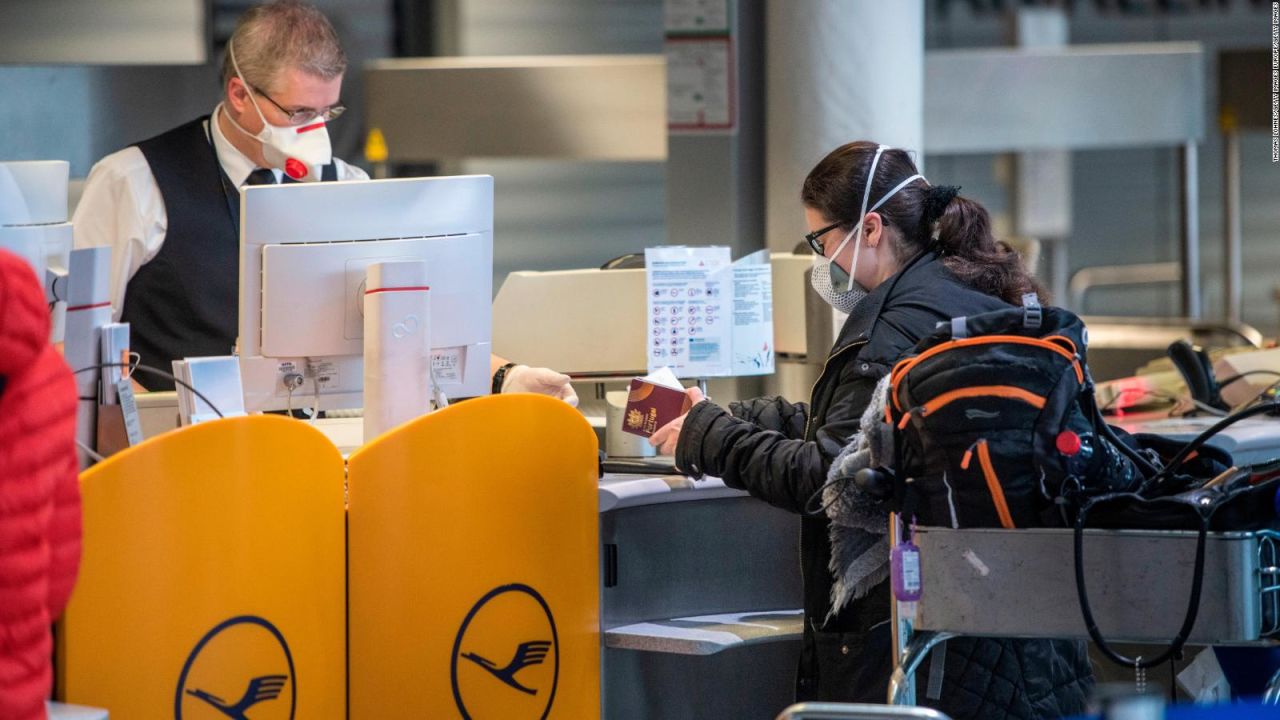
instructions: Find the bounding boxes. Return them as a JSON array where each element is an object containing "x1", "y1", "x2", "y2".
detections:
[
  {"x1": 250, "y1": 84, "x2": 346, "y2": 125},
  {"x1": 804, "y1": 221, "x2": 842, "y2": 255}
]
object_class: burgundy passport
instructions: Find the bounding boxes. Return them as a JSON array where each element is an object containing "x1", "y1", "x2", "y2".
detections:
[{"x1": 622, "y1": 378, "x2": 693, "y2": 437}]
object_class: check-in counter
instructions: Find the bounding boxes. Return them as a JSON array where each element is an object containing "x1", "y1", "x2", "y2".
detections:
[
  {"x1": 74, "y1": 402, "x2": 807, "y2": 718},
  {"x1": 599, "y1": 474, "x2": 804, "y2": 719}
]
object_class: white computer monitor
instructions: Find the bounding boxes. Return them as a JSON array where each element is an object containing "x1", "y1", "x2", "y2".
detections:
[
  {"x1": 1, "y1": 160, "x2": 74, "y2": 342},
  {"x1": 0, "y1": 225, "x2": 72, "y2": 344},
  {"x1": 238, "y1": 175, "x2": 494, "y2": 414}
]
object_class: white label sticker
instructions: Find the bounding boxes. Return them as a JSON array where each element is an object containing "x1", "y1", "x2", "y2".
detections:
[
  {"x1": 116, "y1": 379, "x2": 144, "y2": 446},
  {"x1": 431, "y1": 347, "x2": 464, "y2": 385},
  {"x1": 310, "y1": 361, "x2": 340, "y2": 390},
  {"x1": 962, "y1": 549, "x2": 991, "y2": 577},
  {"x1": 901, "y1": 548, "x2": 921, "y2": 593}
]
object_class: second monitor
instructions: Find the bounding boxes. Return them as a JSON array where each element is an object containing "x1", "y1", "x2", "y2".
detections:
[{"x1": 238, "y1": 175, "x2": 494, "y2": 414}]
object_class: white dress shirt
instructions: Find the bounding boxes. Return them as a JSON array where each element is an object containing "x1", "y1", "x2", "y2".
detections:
[{"x1": 71, "y1": 106, "x2": 368, "y2": 320}]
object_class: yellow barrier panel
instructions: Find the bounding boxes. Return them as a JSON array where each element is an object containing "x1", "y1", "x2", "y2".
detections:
[
  {"x1": 58, "y1": 415, "x2": 346, "y2": 719},
  {"x1": 348, "y1": 394, "x2": 600, "y2": 719}
]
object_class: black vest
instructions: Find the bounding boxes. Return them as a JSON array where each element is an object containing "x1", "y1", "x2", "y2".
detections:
[{"x1": 124, "y1": 116, "x2": 336, "y2": 390}]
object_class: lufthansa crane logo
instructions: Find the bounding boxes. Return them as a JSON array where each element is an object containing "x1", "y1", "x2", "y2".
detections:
[
  {"x1": 175, "y1": 616, "x2": 297, "y2": 720},
  {"x1": 451, "y1": 584, "x2": 560, "y2": 720}
]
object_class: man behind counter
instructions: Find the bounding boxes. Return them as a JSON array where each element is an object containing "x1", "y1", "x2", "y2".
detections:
[{"x1": 72, "y1": 0, "x2": 577, "y2": 405}]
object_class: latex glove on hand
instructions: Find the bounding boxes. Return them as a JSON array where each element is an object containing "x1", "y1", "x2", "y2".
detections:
[
  {"x1": 648, "y1": 387, "x2": 706, "y2": 456},
  {"x1": 502, "y1": 365, "x2": 579, "y2": 407}
]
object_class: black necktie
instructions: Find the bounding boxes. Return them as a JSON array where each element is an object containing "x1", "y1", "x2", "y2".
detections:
[{"x1": 244, "y1": 168, "x2": 276, "y2": 186}]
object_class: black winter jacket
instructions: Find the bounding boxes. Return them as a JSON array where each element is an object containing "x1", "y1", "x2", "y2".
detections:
[{"x1": 675, "y1": 252, "x2": 1094, "y2": 718}]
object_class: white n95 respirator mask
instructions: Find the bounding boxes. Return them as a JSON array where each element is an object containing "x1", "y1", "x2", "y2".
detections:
[
  {"x1": 225, "y1": 42, "x2": 333, "y2": 182},
  {"x1": 810, "y1": 227, "x2": 867, "y2": 315}
]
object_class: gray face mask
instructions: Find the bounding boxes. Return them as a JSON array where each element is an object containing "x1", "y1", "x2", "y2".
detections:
[
  {"x1": 807, "y1": 144, "x2": 927, "y2": 314},
  {"x1": 828, "y1": 248, "x2": 853, "y2": 289}
]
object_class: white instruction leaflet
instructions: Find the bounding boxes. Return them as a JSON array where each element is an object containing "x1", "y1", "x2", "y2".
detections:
[
  {"x1": 645, "y1": 246, "x2": 773, "y2": 378},
  {"x1": 727, "y1": 249, "x2": 774, "y2": 375},
  {"x1": 646, "y1": 246, "x2": 731, "y2": 377}
]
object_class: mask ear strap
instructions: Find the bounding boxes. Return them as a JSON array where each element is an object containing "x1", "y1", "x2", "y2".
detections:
[
  {"x1": 217, "y1": 101, "x2": 259, "y2": 143},
  {"x1": 850, "y1": 172, "x2": 927, "y2": 290},
  {"x1": 846, "y1": 229, "x2": 864, "y2": 291},
  {"x1": 228, "y1": 39, "x2": 271, "y2": 129},
  {"x1": 858, "y1": 145, "x2": 888, "y2": 221},
  {"x1": 826, "y1": 227, "x2": 856, "y2": 269},
  {"x1": 848, "y1": 145, "x2": 888, "y2": 291},
  {"x1": 871, "y1": 174, "x2": 925, "y2": 213}
]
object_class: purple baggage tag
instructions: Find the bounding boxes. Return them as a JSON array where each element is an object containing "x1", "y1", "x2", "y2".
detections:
[{"x1": 891, "y1": 539, "x2": 922, "y2": 602}]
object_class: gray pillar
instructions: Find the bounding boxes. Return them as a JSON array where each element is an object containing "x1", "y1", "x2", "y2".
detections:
[
  {"x1": 1179, "y1": 142, "x2": 1201, "y2": 320},
  {"x1": 1222, "y1": 128, "x2": 1243, "y2": 324},
  {"x1": 766, "y1": 0, "x2": 923, "y2": 346},
  {"x1": 1011, "y1": 8, "x2": 1072, "y2": 306},
  {"x1": 765, "y1": 0, "x2": 925, "y2": 254},
  {"x1": 663, "y1": 0, "x2": 767, "y2": 401},
  {"x1": 664, "y1": 0, "x2": 765, "y2": 258}
]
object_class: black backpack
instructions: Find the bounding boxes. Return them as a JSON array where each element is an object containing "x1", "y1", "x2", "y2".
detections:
[
  {"x1": 883, "y1": 298, "x2": 1145, "y2": 530},
  {"x1": 880, "y1": 300, "x2": 1280, "y2": 667}
]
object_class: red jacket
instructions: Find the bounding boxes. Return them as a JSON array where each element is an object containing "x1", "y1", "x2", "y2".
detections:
[{"x1": 0, "y1": 250, "x2": 81, "y2": 720}]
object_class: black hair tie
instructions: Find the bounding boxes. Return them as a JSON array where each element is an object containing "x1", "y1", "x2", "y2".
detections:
[{"x1": 923, "y1": 184, "x2": 961, "y2": 223}]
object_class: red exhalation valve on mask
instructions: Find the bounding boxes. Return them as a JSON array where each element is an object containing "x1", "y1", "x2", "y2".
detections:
[{"x1": 284, "y1": 158, "x2": 309, "y2": 180}]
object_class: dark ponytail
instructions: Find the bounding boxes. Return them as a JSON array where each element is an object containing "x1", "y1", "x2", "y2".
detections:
[
  {"x1": 802, "y1": 141, "x2": 1046, "y2": 306},
  {"x1": 932, "y1": 193, "x2": 1046, "y2": 305}
]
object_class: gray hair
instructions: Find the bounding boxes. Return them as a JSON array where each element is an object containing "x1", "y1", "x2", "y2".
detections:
[{"x1": 220, "y1": 0, "x2": 347, "y2": 92}]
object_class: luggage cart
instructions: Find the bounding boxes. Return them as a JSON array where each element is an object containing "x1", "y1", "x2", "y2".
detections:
[{"x1": 887, "y1": 524, "x2": 1280, "y2": 705}]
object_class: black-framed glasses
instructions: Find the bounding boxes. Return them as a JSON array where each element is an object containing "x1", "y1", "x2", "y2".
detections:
[
  {"x1": 250, "y1": 85, "x2": 346, "y2": 125},
  {"x1": 804, "y1": 221, "x2": 842, "y2": 255}
]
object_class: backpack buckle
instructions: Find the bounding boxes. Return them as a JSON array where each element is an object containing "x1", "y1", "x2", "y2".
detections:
[{"x1": 1022, "y1": 293, "x2": 1042, "y2": 331}]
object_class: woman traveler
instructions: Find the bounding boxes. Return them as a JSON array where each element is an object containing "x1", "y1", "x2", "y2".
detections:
[{"x1": 649, "y1": 142, "x2": 1093, "y2": 718}]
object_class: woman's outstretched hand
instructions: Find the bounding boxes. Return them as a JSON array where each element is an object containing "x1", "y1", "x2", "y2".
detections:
[{"x1": 648, "y1": 386, "x2": 706, "y2": 456}]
